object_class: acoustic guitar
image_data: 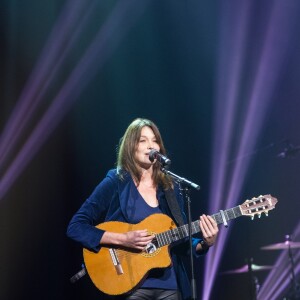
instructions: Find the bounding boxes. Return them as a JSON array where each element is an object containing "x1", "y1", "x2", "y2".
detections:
[{"x1": 83, "y1": 194, "x2": 278, "y2": 295}]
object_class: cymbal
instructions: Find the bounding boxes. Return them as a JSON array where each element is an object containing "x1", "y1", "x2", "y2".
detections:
[
  {"x1": 221, "y1": 264, "x2": 273, "y2": 275},
  {"x1": 261, "y1": 241, "x2": 300, "y2": 250}
]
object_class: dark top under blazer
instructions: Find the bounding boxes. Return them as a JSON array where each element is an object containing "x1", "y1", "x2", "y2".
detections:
[{"x1": 67, "y1": 169, "x2": 206, "y2": 300}]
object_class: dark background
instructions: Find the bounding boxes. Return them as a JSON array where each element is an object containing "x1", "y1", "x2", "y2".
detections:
[{"x1": 1, "y1": 1, "x2": 299, "y2": 299}]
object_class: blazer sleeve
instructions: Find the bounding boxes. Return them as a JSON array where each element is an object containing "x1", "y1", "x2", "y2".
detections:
[{"x1": 66, "y1": 171, "x2": 117, "y2": 252}]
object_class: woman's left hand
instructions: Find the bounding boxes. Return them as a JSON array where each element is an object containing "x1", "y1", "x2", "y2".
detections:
[{"x1": 199, "y1": 214, "x2": 219, "y2": 247}]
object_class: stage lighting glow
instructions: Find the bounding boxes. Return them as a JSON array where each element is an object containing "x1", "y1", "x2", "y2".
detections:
[
  {"x1": 258, "y1": 224, "x2": 300, "y2": 300},
  {"x1": 0, "y1": 0, "x2": 96, "y2": 174},
  {"x1": 0, "y1": 0, "x2": 150, "y2": 201},
  {"x1": 202, "y1": 1, "x2": 300, "y2": 299}
]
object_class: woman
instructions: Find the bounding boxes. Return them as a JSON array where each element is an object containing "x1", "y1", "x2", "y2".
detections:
[{"x1": 67, "y1": 118, "x2": 218, "y2": 300}]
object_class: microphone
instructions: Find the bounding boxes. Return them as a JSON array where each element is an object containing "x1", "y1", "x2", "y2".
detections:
[{"x1": 149, "y1": 149, "x2": 171, "y2": 166}]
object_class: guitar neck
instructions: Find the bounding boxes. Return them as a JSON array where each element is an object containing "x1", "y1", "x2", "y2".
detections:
[{"x1": 155, "y1": 205, "x2": 242, "y2": 248}]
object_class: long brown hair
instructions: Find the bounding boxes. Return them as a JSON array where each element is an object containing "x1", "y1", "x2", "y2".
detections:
[{"x1": 116, "y1": 118, "x2": 172, "y2": 189}]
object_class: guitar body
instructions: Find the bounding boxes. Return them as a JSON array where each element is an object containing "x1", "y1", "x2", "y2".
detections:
[
  {"x1": 83, "y1": 214, "x2": 177, "y2": 295},
  {"x1": 82, "y1": 194, "x2": 278, "y2": 296}
]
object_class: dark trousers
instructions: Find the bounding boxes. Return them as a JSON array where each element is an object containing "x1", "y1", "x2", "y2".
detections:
[{"x1": 108, "y1": 289, "x2": 182, "y2": 300}]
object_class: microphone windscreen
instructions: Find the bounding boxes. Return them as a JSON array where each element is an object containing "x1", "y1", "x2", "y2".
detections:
[{"x1": 149, "y1": 149, "x2": 158, "y2": 162}]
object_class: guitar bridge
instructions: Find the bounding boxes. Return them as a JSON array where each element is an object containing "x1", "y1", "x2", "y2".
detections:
[{"x1": 109, "y1": 248, "x2": 124, "y2": 275}]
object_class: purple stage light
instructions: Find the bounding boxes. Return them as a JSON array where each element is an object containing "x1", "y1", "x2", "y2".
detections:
[
  {"x1": 203, "y1": 1, "x2": 253, "y2": 298},
  {"x1": 258, "y1": 223, "x2": 300, "y2": 300},
  {"x1": 0, "y1": 0, "x2": 150, "y2": 201},
  {"x1": 203, "y1": 1, "x2": 300, "y2": 299},
  {"x1": 0, "y1": 0, "x2": 94, "y2": 172}
]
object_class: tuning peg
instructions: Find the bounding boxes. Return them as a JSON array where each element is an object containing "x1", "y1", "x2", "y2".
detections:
[
  {"x1": 251, "y1": 216, "x2": 254, "y2": 220},
  {"x1": 265, "y1": 212, "x2": 268, "y2": 217},
  {"x1": 258, "y1": 213, "x2": 261, "y2": 218}
]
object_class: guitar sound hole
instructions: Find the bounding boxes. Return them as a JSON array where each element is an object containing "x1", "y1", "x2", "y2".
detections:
[{"x1": 145, "y1": 242, "x2": 157, "y2": 254}]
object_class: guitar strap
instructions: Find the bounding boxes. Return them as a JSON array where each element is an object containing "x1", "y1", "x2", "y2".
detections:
[{"x1": 164, "y1": 188, "x2": 184, "y2": 226}]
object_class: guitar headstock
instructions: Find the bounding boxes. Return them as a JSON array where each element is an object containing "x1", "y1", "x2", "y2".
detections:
[{"x1": 239, "y1": 194, "x2": 278, "y2": 220}]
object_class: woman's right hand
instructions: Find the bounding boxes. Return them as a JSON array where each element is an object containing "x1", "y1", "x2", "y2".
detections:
[
  {"x1": 123, "y1": 229, "x2": 155, "y2": 250},
  {"x1": 100, "y1": 230, "x2": 154, "y2": 251}
]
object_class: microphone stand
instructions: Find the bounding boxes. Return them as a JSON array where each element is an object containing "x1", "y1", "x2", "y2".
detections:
[
  {"x1": 285, "y1": 235, "x2": 300, "y2": 299},
  {"x1": 247, "y1": 258, "x2": 258, "y2": 300},
  {"x1": 161, "y1": 167, "x2": 200, "y2": 300}
]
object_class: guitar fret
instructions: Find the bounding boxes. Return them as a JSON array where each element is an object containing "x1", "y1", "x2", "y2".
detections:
[
  {"x1": 186, "y1": 224, "x2": 190, "y2": 236},
  {"x1": 184, "y1": 224, "x2": 189, "y2": 236},
  {"x1": 166, "y1": 231, "x2": 172, "y2": 244},
  {"x1": 235, "y1": 206, "x2": 242, "y2": 218},
  {"x1": 162, "y1": 232, "x2": 168, "y2": 245},
  {"x1": 212, "y1": 213, "x2": 222, "y2": 225},
  {"x1": 156, "y1": 233, "x2": 162, "y2": 247},
  {"x1": 156, "y1": 234, "x2": 160, "y2": 247},
  {"x1": 194, "y1": 221, "x2": 198, "y2": 233},
  {"x1": 159, "y1": 232, "x2": 165, "y2": 246},
  {"x1": 210, "y1": 206, "x2": 242, "y2": 226},
  {"x1": 232, "y1": 208, "x2": 236, "y2": 218},
  {"x1": 226, "y1": 208, "x2": 233, "y2": 220},
  {"x1": 179, "y1": 226, "x2": 184, "y2": 237},
  {"x1": 168, "y1": 231, "x2": 172, "y2": 243},
  {"x1": 170, "y1": 229, "x2": 176, "y2": 242},
  {"x1": 173, "y1": 228, "x2": 180, "y2": 241},
  {"x1": 171, "y1": 228, "x2": 177, "y2": 241},
  {"x1": 184, "y1": 224, "x2": 190, "y2": 236},
  {"x1": 176, "y1": 228, "x2": 182, "y2": 240},
  {"x1": 194, "y1": 221, "x2": 201, "y2": 234},
  {"x1": 192, "y1": 222, "x2": 196, "y2": 234},
  {"x1": 161, "y1": 232, "x2": 166, "y2": 245},
  {"x1": 225, "y1": 210, "x2": 229, "y2": 221},
  {"x1": 159, "y1": 233, "x2": 164, "y2": 246},
  {"x1": 165, "y1": 232, "x2": 169, "y2": 245},
  {"x1": 182, "y1": 225, "x2": 187, "y2": 237},
  {"x1": 227, "y1": 207, "x2": 242, "y2": 220},
  {"x1": 167, "y1": 231, "x2": 172, "y2": 244},
  {"x1": 179, "y1": 226, "x2": 185, "y2": 239},
  {"x1": 176, "y1": 227, "x2": 182, "y2": 240}
]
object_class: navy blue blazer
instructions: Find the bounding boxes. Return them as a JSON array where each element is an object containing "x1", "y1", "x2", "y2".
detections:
[{"x1": 67, "y1": 169, "x2": 206, "y2": 300}]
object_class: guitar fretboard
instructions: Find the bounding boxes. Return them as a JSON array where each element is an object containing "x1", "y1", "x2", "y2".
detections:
[{"x1": 155, "y1": 206, "x2": 242, "y2": 248}]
